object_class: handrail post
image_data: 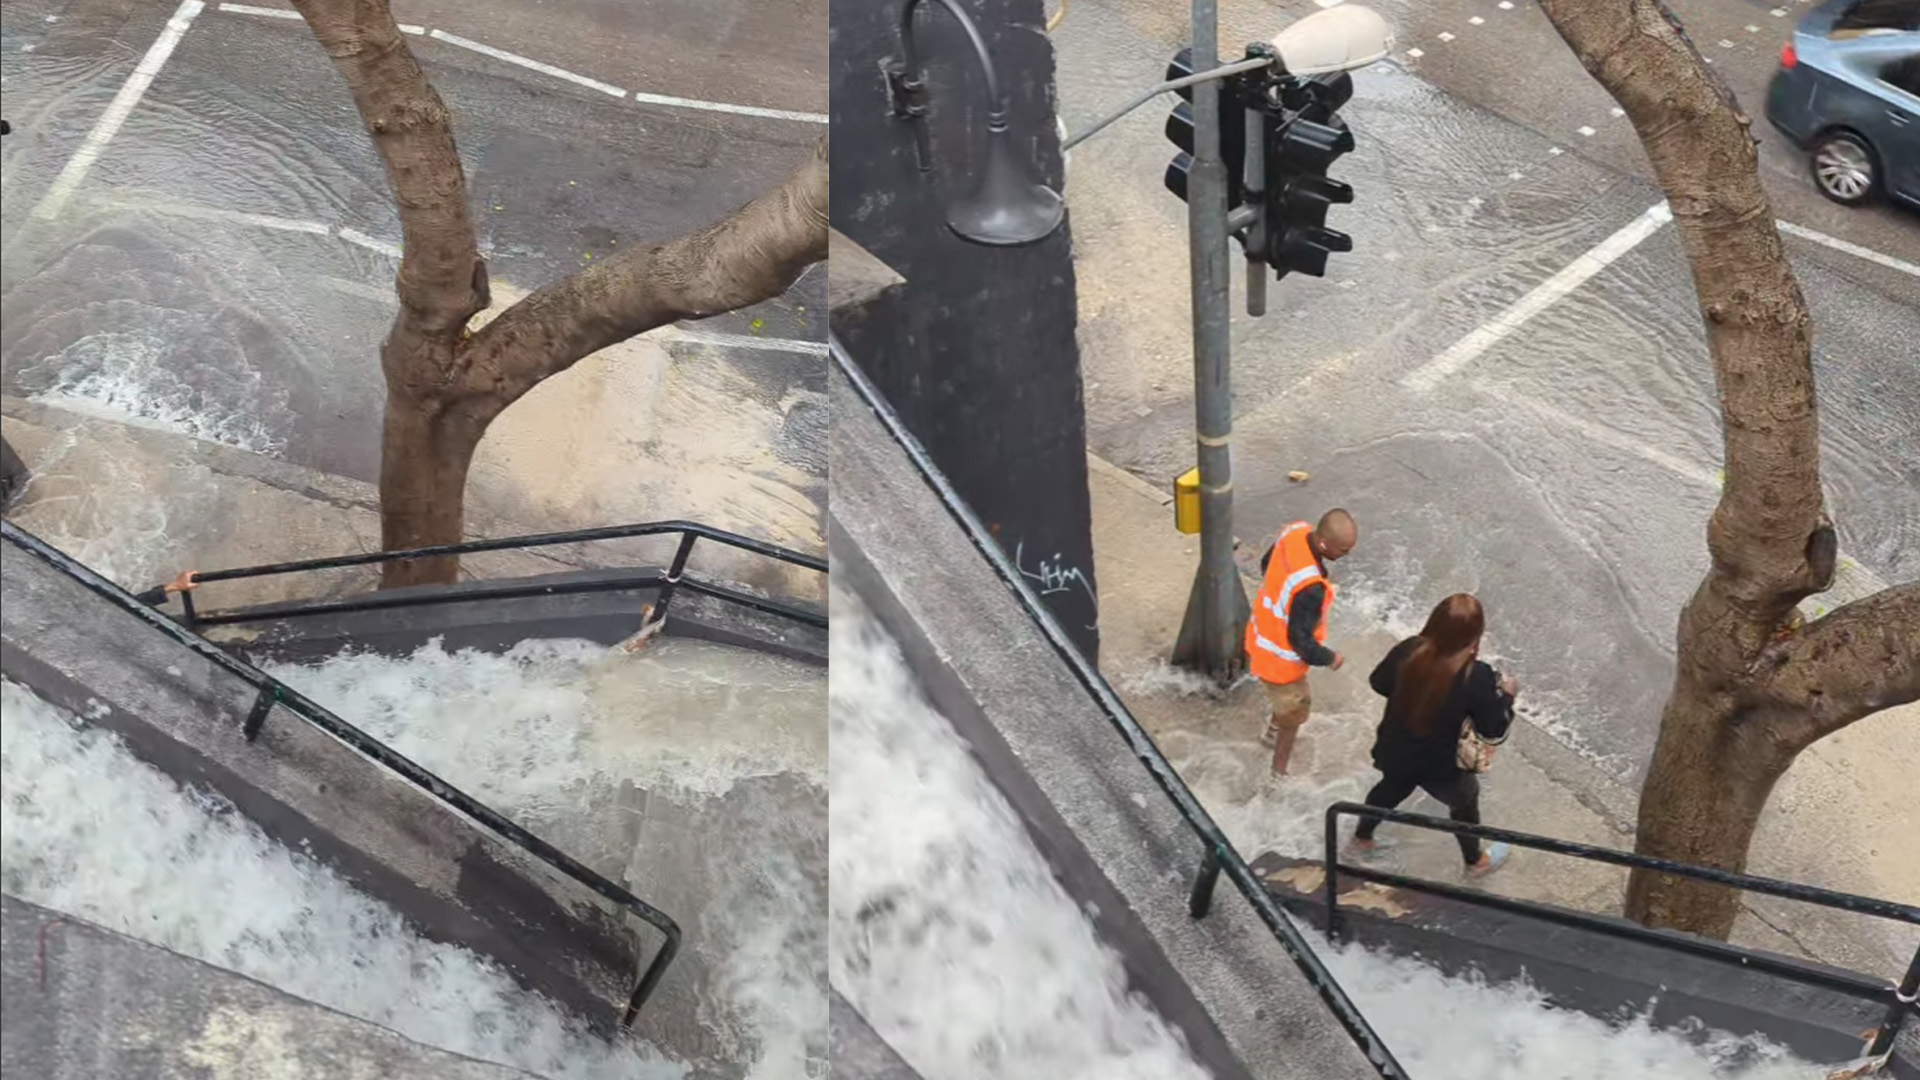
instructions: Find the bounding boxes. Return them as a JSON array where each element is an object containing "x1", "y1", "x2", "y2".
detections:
[
  {"x1": 645, "y1": 532, "x2": 701, "y2": 630},
  {"x1": 1189, "y1": 846, "x2": 1223, "y2": 917},
  {"x1": 242, "y1": 686, "x2": 278, "y2": 742},
  {"x1": 1869, "y1": 944, "x2": 1920, "y2": 1057},
  {"x1": 1325, "y1": 806, "x2": 1342, "y2": 940},
  {"x1": 178, "y1": 589, "x2": 199, "y2": 630}
]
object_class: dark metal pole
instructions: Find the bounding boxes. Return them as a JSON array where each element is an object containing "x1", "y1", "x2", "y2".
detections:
[
  {"x1": 1868, "y1": 945, "x2": 1920, "y2": 1057},
  {"x1": 1170, "y1": 0, "x2": 1251, "y2": 684},
  {"x1": 1189, "y1": 847, "x2": 1223, "y2": 917}
]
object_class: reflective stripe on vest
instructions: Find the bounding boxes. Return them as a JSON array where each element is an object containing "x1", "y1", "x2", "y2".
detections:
[{"x1": 1246, "y1": 520, "x2": 1332, "y2": 683}]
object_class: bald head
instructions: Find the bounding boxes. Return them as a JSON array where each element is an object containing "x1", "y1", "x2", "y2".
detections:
[{"x1": 1314, "y1": 509, "x2": 1358, "y2": 561}]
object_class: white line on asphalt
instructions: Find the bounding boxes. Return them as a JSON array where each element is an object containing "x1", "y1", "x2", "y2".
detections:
[
  {"x1": 316, "y1": 275, "x2": 396, "y2": 304},
  {"x1": 657, "y1": 328, "x2": 829, "y2": 355},
  {"x1": 428, "y1": 29, "x2": 627, "y2": 98},
  {"x1": 218, "y1": 2, "x2": 297, "y2": 18},
  {"x1": 630, "y1": 90, "x2": 830, "y2": 125},
  {"x1": 1474, "y1": 380, "x2": 1720, "y2": 486},
  {"x1": 337, "y1": 226, "x2": 403, "y2": 259},
  {"x1": 1472, "y1": 380, "x2": 1890, "y2": 608},
  {"x1": 397, "y1": 24, "x2": 426, "y2": 36},
  {"x1": 1776, "y1": 220, "x2": 1920, "y2": 278},
  {"x1": 31, "y1": 1, "x2": 205, "y2": 222},
  {"x1": 1402, "y1": 201, "x2": 1673, "y2": 392}
]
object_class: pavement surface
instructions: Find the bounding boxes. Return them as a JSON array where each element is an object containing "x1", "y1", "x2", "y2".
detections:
[
  {"x1": 1053, "y1": 0, "x2": 1920, "y2": 787},
  {"x1": 1, "y1": 0, "x2": 827, "y2": 507},
  {"x1": 1086, "y1": 449, "x2": 1920, "y2": 980}
]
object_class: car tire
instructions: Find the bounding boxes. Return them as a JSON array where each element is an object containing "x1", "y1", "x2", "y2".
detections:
[{"x1": 1810, "y1": 131, "x2": 1878, "y2": 206}]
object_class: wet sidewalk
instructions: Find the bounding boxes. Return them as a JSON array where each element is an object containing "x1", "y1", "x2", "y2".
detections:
[{"x1": 1083, "y1": 452, "x2": 1919, "y2": 976}]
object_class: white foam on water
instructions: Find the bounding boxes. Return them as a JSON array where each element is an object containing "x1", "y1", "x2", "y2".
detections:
[
  {"x1": 826, "y1": 588, "x2": 1215, "y2": 1080},
  {"x1": 1311, "y1": 931, "x2": 1827, "y2": 1079},
  {"x1": 26, "y1": 329, "x2": 288, "y2": 456},
  {"x1": 0, "y1": 679, "x2": 681, "y2": 1080},
  {"x1": 263, "y1": 635, "x2": 826, "y2": 804},
  {"x1": 263, "y1": 635, "x2": 828, "y2": 1078}
]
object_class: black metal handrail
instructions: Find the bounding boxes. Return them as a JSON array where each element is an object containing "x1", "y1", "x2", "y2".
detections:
[
  {"x1": 830, "y1": 334, "x2": 1411, "y2": 1079},
  {"x1": 1, "y1": 519, "x2": 680, "y2": 1027},
  {"x1": 150, "y1": 520, "x2": 827, "y2": 632},
  {"x1": 1322, "y1": 802, "x2": 1920, "y2": 1058}
]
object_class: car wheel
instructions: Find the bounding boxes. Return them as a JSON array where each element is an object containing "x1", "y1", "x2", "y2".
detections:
[{"x1": 1810, "y1": 132, "x2": 1877, "y2": 205}]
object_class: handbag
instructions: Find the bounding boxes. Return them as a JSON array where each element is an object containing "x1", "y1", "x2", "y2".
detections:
[
  {"x1": 1457, "y1": 719, "x2": 1498, "y2": 773},
  {"x1": 1455, "y1": 665, "x2": 1509, "y2": 773}
]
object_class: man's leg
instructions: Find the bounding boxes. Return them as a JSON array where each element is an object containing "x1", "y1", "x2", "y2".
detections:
[
  {"x1": 1421, "y1": 773, "x2": 1485, "y2": 865},
  {"x1": 1265, "y1": 678, "x2": 1312, "y2": 775}
]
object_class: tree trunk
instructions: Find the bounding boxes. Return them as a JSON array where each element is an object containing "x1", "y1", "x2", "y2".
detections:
[
  {"x1": 1537, "y1": 0, "x2": 1920, "y2": 938},
  {"x1": 376, "y1": 389, "x2": 489, "y2": 589},
  {"x1": 295, "y1": 0, "x2": 827, "y2": 587},
  {"x1": 1624, "y1": 681, "x2": 1794, "y2": 939}
]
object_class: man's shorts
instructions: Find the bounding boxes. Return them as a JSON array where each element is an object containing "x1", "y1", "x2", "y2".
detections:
[{"x1": 1262, "y1": 678, "x2": 1312, "y2": 729}]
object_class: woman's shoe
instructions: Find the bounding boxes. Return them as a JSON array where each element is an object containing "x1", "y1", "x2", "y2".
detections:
[
  {"x1": 1466, "y1": 842, "x2": 1512, "y2": 878},
  {"x1": 1342, "y1": 836, "x2": 1396, "y2": 862}
]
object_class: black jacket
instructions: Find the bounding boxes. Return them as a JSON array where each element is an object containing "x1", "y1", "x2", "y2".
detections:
[{"x1": 1367, "y1": 637, "x2": 1514, "y2": 779}]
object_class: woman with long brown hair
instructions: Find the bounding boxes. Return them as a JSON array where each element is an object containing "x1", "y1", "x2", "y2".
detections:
[{"x1": 1347, "y1": 593, "x2": 1518, "y2": 876}]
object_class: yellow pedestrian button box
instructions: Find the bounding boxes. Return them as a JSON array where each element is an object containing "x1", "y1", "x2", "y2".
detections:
[{"x1": 1174, "y1": 467, "x2": 1201, "y2": 535}]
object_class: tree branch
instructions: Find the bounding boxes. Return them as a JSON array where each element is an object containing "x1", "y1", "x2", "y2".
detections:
[
  {"x1": 458, "y1": 136, "x2": 829, "y2": 403},
  {"x1": 292, "y1": 0, "x2": 489, "y2": 341},
  {"x1": 1754, "y1": 580, "x2": 1920, "y2": 750}
]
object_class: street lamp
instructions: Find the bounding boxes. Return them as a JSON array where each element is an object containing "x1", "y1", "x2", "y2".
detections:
[
  {"x1": 888, "y1": 0, "x2": 1066, "y2": 247},
  {"x1": 1269, "y1": 6, "x2": 1394, "y2": 77}
]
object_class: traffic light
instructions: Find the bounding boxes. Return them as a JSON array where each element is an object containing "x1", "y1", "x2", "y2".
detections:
[
  {"x1": 1261, "y1": 73, "x2": 1356, "y2": 279},
  {"x1": 1162, "y1": 47, "x2": 1251, "y2": 208}
]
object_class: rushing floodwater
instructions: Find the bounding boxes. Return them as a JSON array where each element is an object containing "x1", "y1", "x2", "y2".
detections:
[
  {"x1": 1, "y1": 631, "x2": 827, "y2": 1080},
  {"x1": 0, "y1": 678, "x2": 681, "y2": 1080},
  {"x1": 826, "y1": 587, "x2": 1830, "y2": 1080}
]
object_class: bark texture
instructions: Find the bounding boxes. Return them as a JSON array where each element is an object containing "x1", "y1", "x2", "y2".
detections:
[
  {"x1": 293, "y1": 0, "x2": 828, "y2": 587},
  {"x1": 1537, "y1": 0, "x2": 1920, "y2": 938}
]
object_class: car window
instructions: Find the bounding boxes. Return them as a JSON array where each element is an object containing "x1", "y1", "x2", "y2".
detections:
[
  {"x1": 1832, "y1": 0, "x2": 1920, "y2": 35},
  {"x1": 1883, "y1": 53, "x2": 1920, "y2": 96}
]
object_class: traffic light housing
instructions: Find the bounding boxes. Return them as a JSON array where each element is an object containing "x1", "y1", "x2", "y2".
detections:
[
  {"x1": 1162, "y1": 47, "x2": 1250, "y2": 208},
  {"x1": 1262, "y1": 72, "x2": 1356, "y2": 279}
]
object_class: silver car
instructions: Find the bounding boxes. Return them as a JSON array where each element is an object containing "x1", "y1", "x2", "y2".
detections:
[{"x1": 1765, "y1": 0, "x2": 1920, "y2": 208}]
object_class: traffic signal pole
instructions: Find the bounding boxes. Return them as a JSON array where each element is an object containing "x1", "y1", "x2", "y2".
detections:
[{"x1": 1169, "y1": 0, "x2": 1252, "y2": 684}]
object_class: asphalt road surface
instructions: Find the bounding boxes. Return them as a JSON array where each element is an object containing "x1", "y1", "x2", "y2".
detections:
[
  {"x1": 1, "y1": 0, "x2": 827, "y2": 485},
  {"x1": 1055, "y1": 0, "x2": 1918, "y2": 783}
]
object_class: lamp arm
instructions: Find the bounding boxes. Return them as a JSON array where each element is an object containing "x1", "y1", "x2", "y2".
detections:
[
  {"x1": 1062, "y1": 54, "x2": 1272, "y2": 152},
  {"x1": 900, "y1": 0, "x2": 1008, "y2": 115}
]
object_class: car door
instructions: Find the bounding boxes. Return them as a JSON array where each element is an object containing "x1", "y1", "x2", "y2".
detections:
[{"x1": 1876, "y1": 52, "x2": 1920, "y2": 202}]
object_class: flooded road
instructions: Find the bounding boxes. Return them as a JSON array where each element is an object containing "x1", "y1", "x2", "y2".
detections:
[
  {"x1": 1, "y1": 0, "x2": 826, "y2": 507},
  {"x1": 1054, "y1": 0, "x2": 1920, "y2": 783}
]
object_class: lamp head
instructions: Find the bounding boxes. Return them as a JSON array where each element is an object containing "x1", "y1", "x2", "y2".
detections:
[
  {"x1": 946, "y1": 114, "x2": 1065, "y2": 247},
  {"x1": 1270, "y1": 6, "x2": 1395, "y2": 76}
]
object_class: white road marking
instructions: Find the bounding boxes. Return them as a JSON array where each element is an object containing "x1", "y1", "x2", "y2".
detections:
[
  {"x1": 629, "y1": 90, "x2": 829, "y2": 125},
  {"x1": 1578, "y1": 125, "x2": 1596, "y2": 136},
  {"x1": 1314, "y1": 0, "x2": 1346, "y2": 8},
  {"x1": 1610, "y1": 106, "x2": 1625, "y2": 117},
  {"x1": 217, "y1": 3, "x2": 297, "y2": 18},
  {"x1": 1469, "y1": 16, "x2": 1485, "y2": 25},
  {"x1": 215, "y1": 5, "x2": 820, "y2": 123},
  {"x1": 1498, "y1": 1, "x2": 1514, "y2": 8},
  {"x1": 656, "y1": 328, "x2": 828, "y2": 355},
  {"x1": 337, "y1": 226, "x2": 403, "y2": 259},
  {"x1": 1403, "y1": 201, "x2": 1673, "y2": 391},
  {"x1": 1776, "y1": 220, "x2": 1920, "y2": 278},
  {"x1": 1547, "y1": 146, "x2": 1563, "y2": 155},
  {"x1": 1407, "y1": 47, "x2": 1425, "y2": 58},
  {"x1": 31, "y1": 1, "x2": 205, "y2": 222},
  {"x1": 428, "y1": 29, "x2": 626, "y2": 98},
  {"x1": 1475, "y1": 381, "x2": 1719, "y2": 486},
  {"x1": 1472, "y1": 380, "x2": 1889, "y2": 609},
  {"x1": 1438, "y1": 31, "x2": 1456, "y2": 42}
]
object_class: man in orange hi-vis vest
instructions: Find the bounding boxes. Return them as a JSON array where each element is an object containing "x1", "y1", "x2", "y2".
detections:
[{"x1": 1247, "y1": 508, "x2": 1358, "y2": 776}]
